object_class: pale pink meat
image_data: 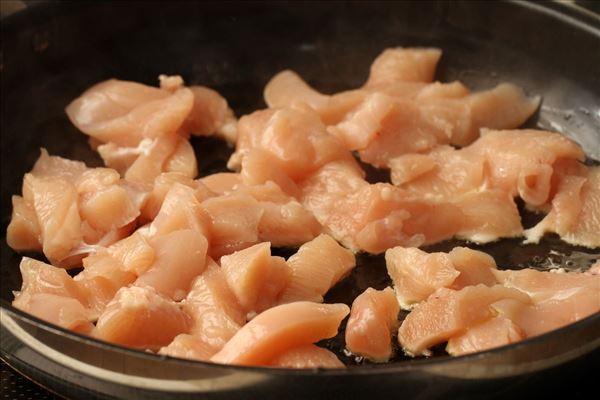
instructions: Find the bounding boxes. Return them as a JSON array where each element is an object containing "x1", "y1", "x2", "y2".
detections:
[
  {"x1": 279, "y1": 234, "x2": 355, "y2": 303},
  {"x1": 101, "y1": 232, "x2": 156, "y2": 275},
  {"x1": 257, "y1": 199, "x2": 322, "y2": 247},
  {"x1": 447, "y1": 247, "x2": 499, "y2": 289},
  {"x1": 229, "y1": 180, "x2": 321, "y2": 247},
  {"x1": 386, "y1": 246, "x2": 501, "y2": 309},
  {"x1": 491, "y1": 288, "x2": 600, "y2": 339},
  {"x1": 240, "y1": 148, "x2": 301, "y2": 198},
  {"x1": 446, "y1": 316, "x2": 525, "y2": 356},
  {"x1": 96, "y1": 139, "x2": 152, "y2": 175},
  {"x1": 149, "y1": 183, "x2": 212, "y2": 239},
  {"x1": 211, "y1": 301, "x2": 349, "y2": 366},
  {"x1": 10, "y1": 257, "x2": 116, "y2": 330},
  {"x1": 525, "y1": 167, "x2": 600, "y2": 248},
  {"x1": 298, "y1": 160, "x2": 365, "y2": 217},
  {"x1": 163, "y1": 137, "x2": 198, "y2": 178},
  {"x1": 415, "y1": 81, "x2": 470, "y2": 100},
  {"x1": 265, "y1": 70, "x2": 380, "y2": 126},
  {"x1": 140, "y1": 172, "x2": 213, "y2": 221},
  {"x1": 235, "y1": 179, "x2": 301, "y2": 204},
  {"x1": 199, "y1": 173, "x2": 241, "y2": 195},
  {"x1": 29, "y1": 147, "x2": 88, "y2": 180},
  {"x1": 299, "y1": 163, "x2": 408, "y2": 251},
  {"x1": 8, "y1": 53, "x2": 599, "y2": 367},
  {"x1": 395, "y1": 251, "x2": 600, "y2": 357},
  {"x1": 389, "y1": 145, "x2": 486, "y2": 197},
  {"x1": 202, "y1": 193, "x2": 263, "y2": 259},
  {"x1": 220, "y1": 242, "x2": 291, "y2": 316},
  {"x1": 182, "y1": 260, "x2": 246, "y2": 354},
  {"x1": 7, "y1": 149, "x2": 147, "y2": 266},
  {"x1": 354, "y1": 86, "x2": 539, "y2": 167},
  {"x1": 200, "y1": 178, "x2": 318, "y2": 249},
  {"x1": 76, "y1": 166, "x2": 121, "y2": 191},
  {"x1": 75, "y1": 233, "x2": 155, "y2": 318},
  {"x1": 492, "y1": 268, "x2": 600, "y2": 305},
  {"x1": 300, "y1": 160, "x2": 521, "y2": 252},
  {"x1": 76, "y1": 275, "x2": 131, "y2": 322},
  {"x1": 184, "y1": 86, "x2": 237, "y2": 143},
  {"x1": 198, "y1": 179, "x2": 321, "y2": 259},
  {"x1": 13, "y1": 293, "x2": 94, "y2": 334},
  {"x1": 266, "y1": 50, "x2": 537, "y2": 162},
  {"x1": 386, "y1": 247, "x2": 460, "y2": 309},
  {"x1": 228, "y1": 106, "x2": 356, "y2": 179},
  {"x1": 124, "y1": 134, "x2": 189, "y2": 184},
  {"x1": 134, "y1": 229, "x2": 209, "y2": 301},
  {"x1": 337, "y1": 95, "x2": 396, "y2": 150},
  {"x1": 226, "y1": 106, "x2": 476, "y2": 253},
  {"x1": 469, "y1": 129, "x2": 585, "y2": 204},
  {"x1": 365, "y1": 47, "x2": 442, "y2": 86},
  {"x1": 269, "y1": 344, "x2": 345, "y2": 368},
  {"x1": 13, "y1": 257, "x2": 87, "y2": 305},
  {"x1": 66, "y1": 77, "x2": 236, "y2": 183},
  {"x1": 158, "y1": 334, "x2": 216, "y2": 361},
  {"x1": 79, "y1": 251, "x2": 137, "y2": 293},
  {"x1": 6, "y1": 195, "x2": 42, "y2": 252},
  {"x1": 345, "y1": 95, "x2": 451, "y2": 164},
  {"x1": 333, "y1": 93, "x2": 451, "y2": 157},
  {"x1": 93, "y1": 286, "x2": 191, "y2": 350},
  {"x1": 77, "y1": 168, "x2": 143, "y2": 234},
  {"x1": 65, "y1": 78, "x2": 194, "y2": 147},
  {"x1": 265, "y1": 71, "x2": 471, "y2": 128},
  {"x1": 389, "y1": 146, "x2": 528, "y2": 241},
  {"x1": 449, "y1": 189, "x2": 523, "y2": 243},
  {"x1": 397, "y1": 285, "x2": 531, "y2": 356},
  {"x1": 97, "y1": 134, "x2": 198, "y2": 182},
  {"x1": 419, "y1": 83, "x2": 540, "y2": 147},
  {"x1": 345, "y1": 287, "x2": 400, "y2": 362},
  {"x1": 388, "y1": 154, "x2": 437, "y2": 187},
  {"x1": 29, "y1": 175, "x2": 83, "y2": 265},
  {"x1": 264, "y1": 70, "x2": 330, "y2": 116},
  {"x1": 158, "y1": 74, "x2": 184, "y2": 91},
  {"x1": 299, "y1": 161, "x2": 414, "y2": 252}
]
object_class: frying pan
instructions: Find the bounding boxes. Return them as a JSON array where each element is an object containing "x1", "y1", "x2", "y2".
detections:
[{"x1": 1, "y1": 1, "x2": 599, "y2": 399}]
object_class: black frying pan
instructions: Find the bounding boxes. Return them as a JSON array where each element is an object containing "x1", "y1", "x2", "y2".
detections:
[{"x1": 1, "y1": 1, "x2": 599, "y2": 399}]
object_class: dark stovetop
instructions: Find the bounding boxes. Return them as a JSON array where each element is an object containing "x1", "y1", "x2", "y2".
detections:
[{"x1": 1, "y1": 361, "x2": 60, "y2": 400}]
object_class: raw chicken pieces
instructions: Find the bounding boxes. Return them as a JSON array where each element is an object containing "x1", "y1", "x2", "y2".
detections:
[
  {"x1": 345, "y1": 287, "x2": 400, "y2": 362},
  {"x1": 398, "y1": 284, "x2": 531, "y2": 356},
  {"x1": 525, "y1": 166, "x2": 600, "y2": 248},
  {"x1": 177, "y1": 260, "x2": 246, "y2": 359},
  {"x1": 92, "y1": 286, "x2": 191, "y2": 349},
  {"x1": 265, "y1": 47, "x2": 540, "y2": 159},
  {"x1": 6, "y1": 46, "x2": 599, "y2": 369},
  {"x1": 365, "y1": 47, "x2": 442, "y2": 85},
  {"x1": 388, "y1": 246, "x2": 600, "y2": 356},
  {"x1": 7, "y1": 149, "x2": 146, "y2": 266},
  {"x1": 211, "y1": 301, "x2": 349, "y2": 366},
  {"x1": 279, "y1": 234, "x2": 355, "y2": 303},
  {"x1": 66, "y1": 75, "x2": 237, "y2": 184},
  {"x1": 220, "y1": 242, "x2": 290, "y2": 317},
  {"x1": 134, "y1": 229, "x2": 208, "y2": 301},
  {"x1": 269, "y1": 344, "x2": 345, "y2": 369},
  {"x1": 12, "y1": 257, "x2": 94, "y2": 333},
  {"x1": 386, "y1": 246, "x2": 498, "y2": 309}
]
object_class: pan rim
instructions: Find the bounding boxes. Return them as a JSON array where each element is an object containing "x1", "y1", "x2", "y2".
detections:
[
  {"x1": 2, "y1": 298, "x2": 599, "y2": 377},
  {"x1": 1, "y1": 0, "x2": 599, "y2": 385}
]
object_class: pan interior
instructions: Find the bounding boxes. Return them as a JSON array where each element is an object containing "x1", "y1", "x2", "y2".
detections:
[{"x1": 1, "y1": 1, "x2": 599, "y2": 368}]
